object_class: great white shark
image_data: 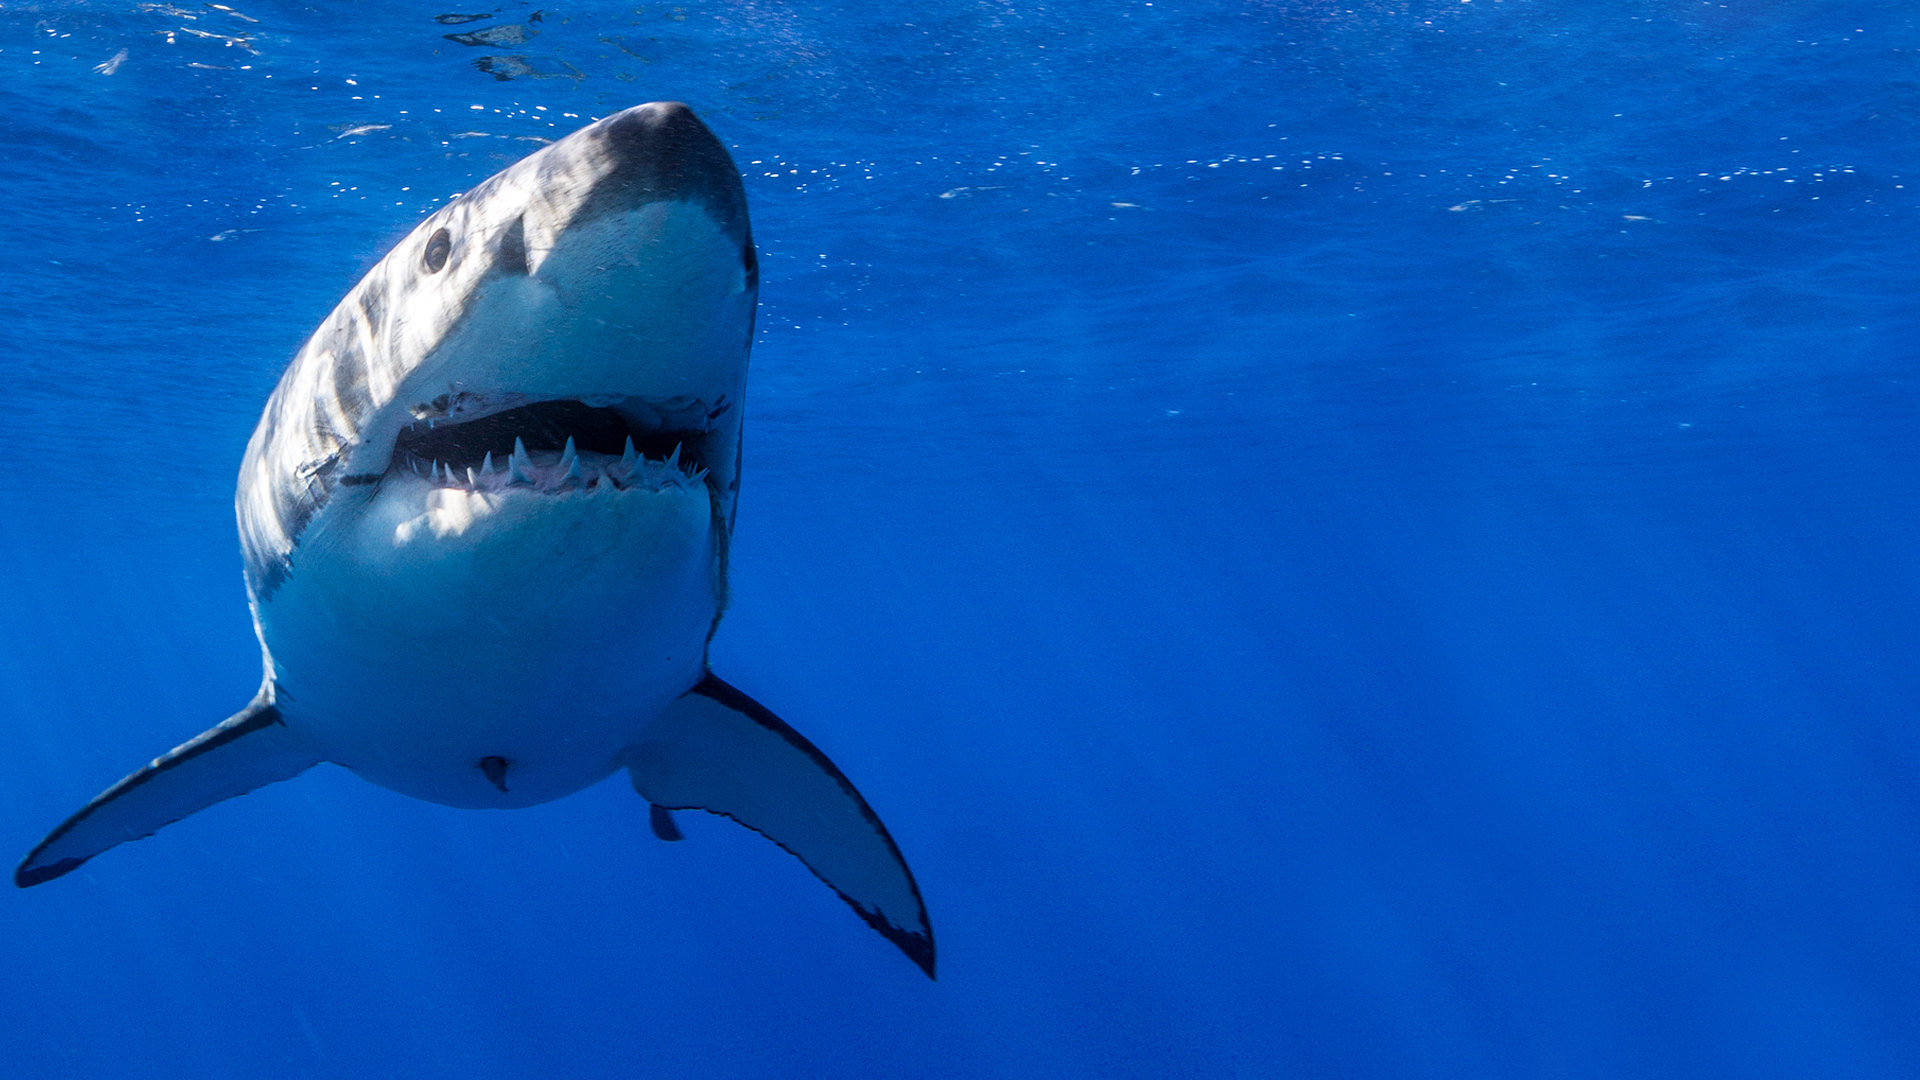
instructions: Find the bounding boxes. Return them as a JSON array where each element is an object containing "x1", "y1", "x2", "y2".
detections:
[{"x1": 16, "y1": 102, "x2": 934, "y2": 978}]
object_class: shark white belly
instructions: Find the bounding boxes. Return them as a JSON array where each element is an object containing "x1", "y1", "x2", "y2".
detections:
[
  {"x1": 16, "y1": 103, "x2": 934, "y2": 978},
  {"x1": 262, "y1": 463, "x2": 717, "y2": 809}
]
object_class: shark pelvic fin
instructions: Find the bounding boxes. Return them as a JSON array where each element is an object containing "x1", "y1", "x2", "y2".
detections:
[
  {"x1": 625, "y1": 673, "x2": 935, "y2": 978},
  {"x1": 15, "y1": 689, "x2": 320, "y2": 887},
  {"x1": 648, "y1": 803, "x2": 684, "y2": 841}
]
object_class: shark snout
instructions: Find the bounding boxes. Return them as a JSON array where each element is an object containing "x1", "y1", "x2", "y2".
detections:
[{"x1": 566, "y1": 102, "x2": 751, "y2": 246}]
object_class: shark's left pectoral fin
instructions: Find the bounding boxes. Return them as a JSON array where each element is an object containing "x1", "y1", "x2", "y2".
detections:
[
  {"x1": 16, "y1": 691, "x2": 319, "y2": 887},
  {"x1": 626, "y1": 673, "x2": 936, "y2": 978}
]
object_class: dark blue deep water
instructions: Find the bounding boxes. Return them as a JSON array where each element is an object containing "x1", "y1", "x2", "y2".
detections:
[{"x1": 4, "y1": 2, "x2": 1919, "y2": 1076}]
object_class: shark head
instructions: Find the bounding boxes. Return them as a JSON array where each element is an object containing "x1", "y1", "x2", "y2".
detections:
[
  {"x1": 238, "y1": 101, "x2": 756, "y2": 605},
  {"x1": 238, "y1": 102, "x2": 758, "y2": 806}
]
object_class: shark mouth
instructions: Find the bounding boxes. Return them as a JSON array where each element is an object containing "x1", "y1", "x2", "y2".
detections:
[{"x1": 386, "y1": 398, "x2": 713, "y2": 495}]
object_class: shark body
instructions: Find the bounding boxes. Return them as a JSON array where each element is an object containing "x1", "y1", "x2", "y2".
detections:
[{"x1": 17, "y1": 103, "x2": 933, "y2": 978}]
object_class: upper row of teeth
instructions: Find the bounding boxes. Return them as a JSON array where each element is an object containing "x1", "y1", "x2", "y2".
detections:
[{"x1": 412, "y1": 435, "x2": 705, "y2": 491}]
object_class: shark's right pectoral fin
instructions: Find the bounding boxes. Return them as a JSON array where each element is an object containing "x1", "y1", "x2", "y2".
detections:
[
  {"x1": 16, "y1": 691, "x2": 319, "y2": 887},
  {"x1": 625, "y1": 673, "x2": 936, "y2": 978}
]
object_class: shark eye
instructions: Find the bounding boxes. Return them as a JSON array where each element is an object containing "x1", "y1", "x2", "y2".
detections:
[{"x1": 423, "y1": 228, "x2": 452, "y2": 273}]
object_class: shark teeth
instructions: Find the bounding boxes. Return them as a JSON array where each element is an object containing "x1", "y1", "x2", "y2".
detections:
[
  {"x1": 508, "y1": 437, "x2": 533, "y2": 486},
  {"x1": 405, "y1": 436, "x2": 706, "y2": 497},
  {"x1": 557, "y1": 437, "x2": 587, "y2": 490}
]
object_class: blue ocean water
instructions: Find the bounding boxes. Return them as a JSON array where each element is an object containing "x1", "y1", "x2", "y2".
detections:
[{"x1": 3, "y1": 1, "x2": 1918, "y2": 1075}]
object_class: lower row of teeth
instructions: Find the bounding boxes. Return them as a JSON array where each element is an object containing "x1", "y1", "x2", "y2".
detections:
[{"x1": 410, "y1": 435, "x2": 706, "y2": 493}]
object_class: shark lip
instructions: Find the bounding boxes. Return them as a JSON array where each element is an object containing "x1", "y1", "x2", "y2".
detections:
[{"x1": 384, "y1": 398, "x2": 712, "y2": 494}]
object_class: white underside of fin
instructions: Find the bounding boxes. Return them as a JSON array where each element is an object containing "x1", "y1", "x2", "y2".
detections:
[
  {"x1": 15, "y1": 691, "x2": 318, "y2": 887},
  {"x1": 626, "y1": 674, "x2": 935, "y2": 977}
]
